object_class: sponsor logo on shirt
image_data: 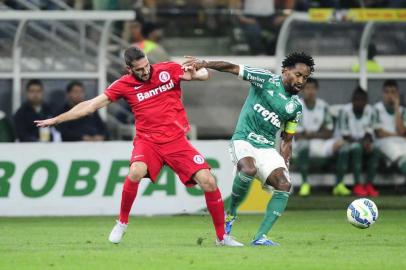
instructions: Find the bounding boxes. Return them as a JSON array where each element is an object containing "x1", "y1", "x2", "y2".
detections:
[
  {"x1": 159, "y1": 71, "x2": 170, "y2": 83},
  {"x1": 247, "y1": 132, "x2": 274, "y2": 145},
  {"x1": 136, "y1": 79, "x2": 175, "y2": 102},
  {"x1": 247, "y1": 73, "x2": 265, "y2": 88},
  {"x1": 253, "y1": 103, "x2": 281, "y2": 128}
]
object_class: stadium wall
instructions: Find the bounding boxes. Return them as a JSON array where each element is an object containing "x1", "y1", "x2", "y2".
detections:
[{"x1": 1, "y1": 141, "x2": 404, "y2": 216}]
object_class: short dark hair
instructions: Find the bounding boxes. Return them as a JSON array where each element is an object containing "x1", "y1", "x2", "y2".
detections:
[
  {"x1": 352, "y1": 86, "x2": 368, "y2": 100},
  {"x1": 66, "y1": 80, "x2": 84, "y2": 93},
  {"x1": 383, "y1": 79, "x2": 398, "y2": 89},
  {"x1": 306, "y1": 77, "x2": 318, "y2": 88},
  {"x1": 26, "y1": 79, "x2": 43, "y2": 91},
  {"x1": 124, "y1": 47, "x2": 146, "y2": 66},
  {"x1": 282, "y1": 52, "x2": 315, "y2": 73}
]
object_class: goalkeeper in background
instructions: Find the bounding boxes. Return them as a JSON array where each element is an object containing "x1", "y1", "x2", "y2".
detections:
[{"x1": 183, "y1": 52, "x2": 314, "y2": 246}]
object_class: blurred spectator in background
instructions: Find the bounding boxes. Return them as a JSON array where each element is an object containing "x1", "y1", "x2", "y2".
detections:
[
  {"x1": 337, "y1": 87, "x2": 380, "y2": 197},
  {"x1": 229, "y1": 0, "x2": 294, "y2": 55},
  {"x1": 57, "y1": 81, "x2": 108, "y2": 141},
  {"x1": 352, "y1": 43, "x2": 384, "y2": 73},
  {"x1": 0, "y1": 110, "x2": 14, "y2": 142},
  {"x1": 373, "y1": 80, "x2": 406, "y2": 178},
  {"x1": 295, "y1": 78, "x2": 350, "y2": 196},
  {"x1": 14, "y1": 79, "x2": 59, "y2": 142},
  {"x1": 132, "y1": 22, "x2": 170, "y2": 63}
]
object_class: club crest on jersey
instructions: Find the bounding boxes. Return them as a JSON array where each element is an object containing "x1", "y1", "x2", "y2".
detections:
[
  {"x1": 193, "y1": 155, "x2": 205, "y2": 164},
  {"x1": 159, "y1": 71, "x2": 170, "y2": 83},
  {"x1": 285, "y1": 101, "x2": 297, "y2": 114}
]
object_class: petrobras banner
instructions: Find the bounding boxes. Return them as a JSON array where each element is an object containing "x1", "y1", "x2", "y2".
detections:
[{"x1": 0, "y1": 141, "x2": 237, "y2": 217}]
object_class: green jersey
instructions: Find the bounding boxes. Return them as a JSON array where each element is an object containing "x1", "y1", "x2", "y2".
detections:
[{"x1": 232, "y1": 65, "x2": 302, "y2": 148}]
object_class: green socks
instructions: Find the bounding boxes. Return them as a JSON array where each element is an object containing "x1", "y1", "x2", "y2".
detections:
[
  {"x1": 350, "y1": 144, "x2": 363, "y2": 184},
  {"x1": 298, "y1": 145, "x2": 310, "y2": 183},
  {"x1": 254, "y1": 190, "x2": 290, "y2": 240},
  {"x1": 366, "y1": 147, "x2": 381, "y2": 183},
  {"x1": 336, "y1": 145, "x2": 349, "y2": 184},
  {"x1": 228, "y1": 171, "x2": 254, "y2": 216}
]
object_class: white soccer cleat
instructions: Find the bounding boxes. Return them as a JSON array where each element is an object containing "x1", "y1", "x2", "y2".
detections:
[
  {"x1": 216, "y1": 234, "x2": 244, "y2": 247},
  {"x1": 108, "y1": 220, "x2": 128, "y2": 244}
]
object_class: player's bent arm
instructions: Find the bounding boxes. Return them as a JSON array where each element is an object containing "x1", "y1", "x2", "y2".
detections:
[
  {"x1": 35, "y1": 94, "x2": 110, "y2": 127},
  {"x1": 280, "y1": 132, "x2": 294, "y2": 168}
]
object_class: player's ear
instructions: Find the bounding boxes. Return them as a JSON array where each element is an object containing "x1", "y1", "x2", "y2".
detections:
[
  {"x1": 281, "y1": 67, "x2": 287, "y2": 74},
  {"x1": 126, "y1": 65, "x2": 132, "y2": 74}
]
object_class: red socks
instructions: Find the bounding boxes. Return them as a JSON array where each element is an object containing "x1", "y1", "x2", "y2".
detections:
[
  {"x1": 204, "y1": 188, "x2": 226, "y2": 240},
  {"x1": 119, "y1": 177, "x2": 139, "y2": 224}
]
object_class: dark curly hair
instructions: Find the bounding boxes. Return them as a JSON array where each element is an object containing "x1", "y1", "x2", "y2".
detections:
[{"x1": 282, "y1": 52, "x2": 315, "y2": 73}]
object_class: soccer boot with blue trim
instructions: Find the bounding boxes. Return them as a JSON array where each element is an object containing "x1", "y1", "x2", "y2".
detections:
[
  {"x1": 225, "y1": 214, "x2": 236, "y2": 235},
  {"x1": 251, "y1": 234, "x2": 279, "y2": 246}
]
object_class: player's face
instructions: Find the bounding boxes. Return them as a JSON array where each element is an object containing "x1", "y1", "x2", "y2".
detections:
[
  {"x1": 383, "y1": 86, "x2": 399, "y2": 106},
  {"x1": 303, "y1": 82, "x2": 318, "y2": 103},
  {"x1": 128, "y1": 58, "x2": 151, "y2": 82},
  {"x1": 352, "y1": 95, "x2": 367, "y2": 115},
  {"x1": 26, "y1": 84, "x2": 43, "y2": 106},
  {"x1": 282, "y1": 63, "x2": 311, "y2": 94}
]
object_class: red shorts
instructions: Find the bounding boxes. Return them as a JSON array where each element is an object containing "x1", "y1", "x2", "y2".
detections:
[{"x1": 130, "y1": 136, "x2": 210, "y2": 187}]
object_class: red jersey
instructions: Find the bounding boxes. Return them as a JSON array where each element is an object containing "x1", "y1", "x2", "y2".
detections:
[{"x1": 104, "y1": 62, "x2": 190, "y2": 143}]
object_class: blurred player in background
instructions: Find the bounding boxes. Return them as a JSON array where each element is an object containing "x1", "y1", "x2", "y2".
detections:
[
  {"x1": 295, "y1": 78, "x2": 350, "y2": 196},
  {"x1": 337, "y1": 87, "x2": 380, "y2": 197},
  {"x1": 373, "y1": 80, "x2": 406, "y2": 178},
  {"x1": 35, "y1": 47, "x2": 243, "y2": 247},
  {"x1": 183, "y1": 52, "x2": 314, "y2": 246}
]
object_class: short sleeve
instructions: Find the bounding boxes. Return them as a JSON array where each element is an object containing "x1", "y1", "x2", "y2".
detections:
[
  {"x1": 164, "y1": 62, "x2": 184, "y2": 82},
  {"x1": 372, "y1": 106, "x2": 383, "y2": 130},
  {"x1": 238, "y1": 65, "x2": 279, "y2": 90},
  {"x1": 284, "y1": 104, "x2": 302, "y2": 134},
  {"x1": 402, "y1": 107, "x2": 406, "y2": 126},
  {"x1": 338, "y1": 109, "x2": 350, "y2": 136},
  {"x1": 104, "y1": 78, "x2": 124, "y2": 102},
  {"x1": 323, "y1": 106, "x2": 334, "y2": 131}
]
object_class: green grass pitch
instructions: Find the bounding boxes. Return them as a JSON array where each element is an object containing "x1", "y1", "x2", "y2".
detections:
[{"x1": 1, "y1": 198, "x2": 406, "y2": 270}]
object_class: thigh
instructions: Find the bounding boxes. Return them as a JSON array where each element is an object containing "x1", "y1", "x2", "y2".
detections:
[
  {"x1": 255, "y1": 148, "x2": 287, "y2": 192},
  {"x1": 309, "y1": 138, "x2": 337, "y2": 158},
  {"x1": 160, "y1": 137, "x2": 210, "y2": 187},
  {"x1": 228, "y1": 140, "x2": 256, "y2": 165},
  {"x1": 131, "y1": 139, "x2": 164, "y2": 182},
  {"x1": 376, "y1": 137, "x2": 406, "y2": 163}
]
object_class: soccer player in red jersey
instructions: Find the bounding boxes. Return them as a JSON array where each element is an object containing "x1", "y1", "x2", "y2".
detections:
[{"x1": 34, "y1": 47, "x2": 243, "y2": 247}]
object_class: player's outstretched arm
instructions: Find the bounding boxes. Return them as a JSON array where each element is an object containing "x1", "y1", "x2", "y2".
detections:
[
  {"x1": 34, "y1": 94, "x2": 110, "y2": 127},
  {"x1": 182, "y1": 56, "x2": 240, "y2": 75}
]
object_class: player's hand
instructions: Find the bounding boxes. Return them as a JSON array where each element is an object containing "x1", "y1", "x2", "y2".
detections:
[
  {"x1": 182, "y1": 56, "x2": 207, "y2": 70},
  {"x1": 34, "y1": 118, "x2": 58, "y2": 127}
]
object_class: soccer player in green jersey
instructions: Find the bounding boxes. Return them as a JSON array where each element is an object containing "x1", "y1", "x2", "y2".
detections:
[{"x1": 183, "y1": 52, "x2": 315, "y2": 246}]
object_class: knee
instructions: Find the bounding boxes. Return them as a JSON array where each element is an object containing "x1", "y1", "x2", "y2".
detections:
[
  {"x1": 269, "y1": 169, "x2": 291, "y2": 192},
  {"x1": 128, "y1": 163, "x2": 147, "y2": 182},
  {"x1": 238, "y1": 163, "x2": 257, "y2": 177},
  {"x1": 199, "y1": 174, "x2": 217, "y2": 192}
]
